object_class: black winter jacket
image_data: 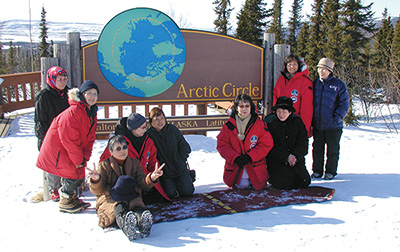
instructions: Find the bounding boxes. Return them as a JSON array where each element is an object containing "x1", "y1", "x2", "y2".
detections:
[
  {"x1": 34, "y1": 84, "x2": 69, "y2": 150},
  {"x1": 147, "y1": 124, "x2": 191, "y2": 178},
  {"x1": 265, "y1": 113, "x2": 308, "y2": 163},
  {"x1": 264, "y1": 113, "x2": 310, "y2": 189}
]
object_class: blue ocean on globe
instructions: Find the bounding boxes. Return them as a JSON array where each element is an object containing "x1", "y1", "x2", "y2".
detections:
[{"x1": 97, "y1": 8, "x2": 186, "y2": 97}]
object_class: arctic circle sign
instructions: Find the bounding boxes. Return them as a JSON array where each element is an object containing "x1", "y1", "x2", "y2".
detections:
[
  {"x1": 83, "y1": 8, "x2": 264, "y2": 103},
  {"x1": 97, "y1": 8, "x2": 186, "y2": 97}
]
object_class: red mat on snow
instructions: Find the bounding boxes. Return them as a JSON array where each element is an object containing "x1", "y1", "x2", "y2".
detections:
[{"x1": 147, "y1": 186, "x2": 335, "y2": 223}]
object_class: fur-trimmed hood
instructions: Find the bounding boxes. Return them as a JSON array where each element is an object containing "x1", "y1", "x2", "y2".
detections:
[
  {"x1": 68, "y1": 88, "x2": 82, "y2": 102},
  {"x1": 67, "y1": 88, "x2": 98, "y2": 117}
]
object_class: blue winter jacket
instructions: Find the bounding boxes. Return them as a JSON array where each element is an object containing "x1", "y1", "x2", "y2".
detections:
[{"x1": 313, "y1": 75, "x2": 349, "y2": 131}]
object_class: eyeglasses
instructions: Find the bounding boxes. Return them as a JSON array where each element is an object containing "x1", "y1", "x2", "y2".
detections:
[
  {"x1": 152, "y1": 117, "x2": 165, "y2": 122},
  {"x1": 114, "y1": 145, "x2": 128, "y2": 151},
  {"x1": 238, "y1": 104, "x2": 251, "y2": 108},
  {"x1": 84, "y1": 92, "x2": 98, "y2": 97},
  {"x1": 139, "y1": 125, "x2": 147, "y2": 130}
]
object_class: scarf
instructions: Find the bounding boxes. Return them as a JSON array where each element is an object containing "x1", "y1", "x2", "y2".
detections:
[{"x1": 235, "y1": 114, "x2": 251, "y2": 141}]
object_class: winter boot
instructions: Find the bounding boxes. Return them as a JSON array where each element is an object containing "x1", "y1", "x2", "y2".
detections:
[
  {"x1": 116, "y1": 211, "x2": 141, "y2": 241},
  {"x1": 74, "y1": 197, "x2": 91, "y2": 210},
  {"x1": 136, "y1": 210, "x2": 154, "y2": 238},
  {"x1": 59, "y1": 194, "x2": 85, "y2": 213}
]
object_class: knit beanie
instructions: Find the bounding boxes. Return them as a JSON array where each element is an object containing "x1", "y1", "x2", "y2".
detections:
[
  {"x1": 80, "y1": 80, "x2": 99, "y2": 94},
  {"x1": 126, "y1": 113, "x2": 146, "y2": 131}
]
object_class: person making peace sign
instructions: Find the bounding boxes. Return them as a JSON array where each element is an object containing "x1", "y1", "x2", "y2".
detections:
[{"x1": 88, "y1": 135, "x2": 164, "y2": 241}]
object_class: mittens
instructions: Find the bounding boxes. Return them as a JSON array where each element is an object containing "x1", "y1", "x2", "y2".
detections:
[{"x1": 234, "y1": 154, "x2": 252, "y2": 167}]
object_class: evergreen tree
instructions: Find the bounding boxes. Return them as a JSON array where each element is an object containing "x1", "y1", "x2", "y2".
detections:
[
  {"x1": 295, "y1": 21, "x2": 310, "y2": 59},
  {"x1": 267, "y1": 0, "x2": 284, "y2": 44},
  {"x1": 38, "y1": 6, "x2": 51, "y2": 58},
  {"x1": 321, "y1": 0, "x2": 342, "y2": 65},
  {"x1": 341, "y1": 0, "x2": 376, "y2": 66},
  {"x1": 307, "y1": 0, "x2": 325, "y2": 77},
  {"x1": 392, "y1": 15, "x2": 400, "y2": 72},
  {"x1": 7, "y1": 41, "x2": 18, "y2": 74},
  {"x1": 236, "y1": 0, "x2": 270, "y2": 46},
  {"x1": 372, "y1": 8, "x2": 394, "y2": 69},
  {"x1": 287, "y1": 0, "x2": 303, "y2": 52},
  {"x1": 0, "y1": 42, "x2": 6, "y2": 74},
  {"x1": 213, "y1": 0, "x2": 234, "y2": 35}
]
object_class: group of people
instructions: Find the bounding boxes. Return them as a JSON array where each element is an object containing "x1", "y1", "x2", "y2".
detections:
[
  {"x1": 217, "y1": 55, "x2": 349, "y2": 191},
  {"x1": 34, "y1": 67, "x2": 194, "y2": 241},
  {"x1": 34, "y1": 56, "x2": 349, "y2": 241}
]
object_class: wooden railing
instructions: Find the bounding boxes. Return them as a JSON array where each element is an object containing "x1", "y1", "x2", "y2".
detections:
[
  {"x1": 0, "y1": 71, "x2": 41, "y2": 118},
  {"x1": 97, "y1": 102, "x2": 209, "y2": 119}
]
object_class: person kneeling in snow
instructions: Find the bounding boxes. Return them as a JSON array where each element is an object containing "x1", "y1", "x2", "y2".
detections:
[
  {"x1": 88, "y1": 135, "x2": 164, "y2": 241},
  {"x1": 217, "y1": 94, "x2": 274, "y2": 190},
  {"x1": 264, "y1": 96, "x2": 311, "y2": 189}
]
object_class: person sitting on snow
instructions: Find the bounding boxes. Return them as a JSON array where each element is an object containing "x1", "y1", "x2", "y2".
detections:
[
  {"x1": 99, "y1": 113, "x2": 171, "y2": 204},
  {"x1": 88, "y1": 135, "x2": 164, "y2": 241}
]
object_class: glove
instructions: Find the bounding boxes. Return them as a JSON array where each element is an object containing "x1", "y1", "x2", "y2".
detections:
[{"x1": 234, "y1": 154, "x2": 252, "y2": 167}]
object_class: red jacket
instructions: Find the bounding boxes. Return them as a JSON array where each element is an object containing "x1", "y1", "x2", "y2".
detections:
[
  {"x1": 36, "y1": 89, "x2": 97, "y2": 180},
  {"x1": 273, "y1": 64, "x2": 313, "y2": 137},
  {"x1": 100, "y1": 135, "x2": 171, "y2": 201},
  {"x1": 217, "y1": 115, "x2": 273, "y2": 190}
]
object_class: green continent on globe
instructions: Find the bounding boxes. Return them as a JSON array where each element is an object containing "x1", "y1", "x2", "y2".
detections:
[{"x1": 98, "y1": 8, "x2": 186, "y2": 97}]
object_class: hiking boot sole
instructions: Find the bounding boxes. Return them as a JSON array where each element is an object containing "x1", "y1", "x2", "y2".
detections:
[
  {"x1": 124, "y1": 211, "x2": 141, "y2": 241},
  {"x1": 59, "y1": 204, "x2": 86, "y2": 214},
  {"x1": 139, "y1": 210, "x2": 153, "y2": 238}
]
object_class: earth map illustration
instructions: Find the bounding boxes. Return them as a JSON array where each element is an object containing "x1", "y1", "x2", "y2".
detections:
[{"x1": 97, "y1": 8, "x2": 186, "y2": 97}]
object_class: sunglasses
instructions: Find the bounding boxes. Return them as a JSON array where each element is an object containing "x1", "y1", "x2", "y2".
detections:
[{"x1": 114, "y1": 145, "x2": 128, "y2": 151}]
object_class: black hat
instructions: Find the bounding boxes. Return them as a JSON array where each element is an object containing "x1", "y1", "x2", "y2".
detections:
[
  {"x1": 126, "y1": 113, "x2": 146, "y2": 131},
  {"x1": 110, "y1": 175, "x2": 140, "y2": 202},
  {"x1": 272, "y1": 96, "x2": 296, "y2": 112},
  {"x1": 80, "y1": 80, "x2": 99, "y2": 94}
]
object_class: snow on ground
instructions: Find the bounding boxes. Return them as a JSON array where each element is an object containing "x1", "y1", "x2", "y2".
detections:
[{"x1": 0, "y1": 104, "x2": 399, "y2": 251}]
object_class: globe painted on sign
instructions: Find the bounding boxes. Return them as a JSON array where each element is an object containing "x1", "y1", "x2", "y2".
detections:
[{"x1": 97, "y1": 8, "x2": 186, "y2": 97}]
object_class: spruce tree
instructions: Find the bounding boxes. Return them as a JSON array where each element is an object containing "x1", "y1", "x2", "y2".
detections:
[
  {"x1": 236, "y1": 0, "x2": 270, "y2": 46},
  {"x1": 295, "y1": 21, "x2": 310, "y2": 60},
  {"x1": 0, "y1": 42, "x2": 6, "y2": 74},
  {"x1": 213, "y1": 0, "x2": 234, "y2": 35},
  {"x1": 267, "y1": 0, "x2": 284, "y2": 44},
  {"x1": 7, "y1": 41, "x2": 17, "y2": 74},
  {"x1": 287, "y1": 0, "x2": 304, "y2": 52},
  {"x1": 341, "y1": 0, "x2": 376, "y2": 66},
  {"x1": 372, "y1": 8, "x2": 394, "y2": 69},
  {"x1": 392, "y1": 15, "x2": 400, "y2": 73},
  {"x1": 307, "y1": 0, "x2": 325, "y2": 77},
  {"x1": 38, "y1": 6, "x2": 51, "y2": 58},
  {"x1": 321, "y1": 0, "x2": 342, "y2": 65}
]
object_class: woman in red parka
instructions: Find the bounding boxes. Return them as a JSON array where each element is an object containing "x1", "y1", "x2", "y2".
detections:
[
  {"x1": 36, "y1": 80, "x2": 99, "y2": 213},
  {"x1": 217, "y1": 94, "x2": 273, "y2": 190},
  {"x1": 273, "y1": 54, "x2": 313, "y2": 137}
]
